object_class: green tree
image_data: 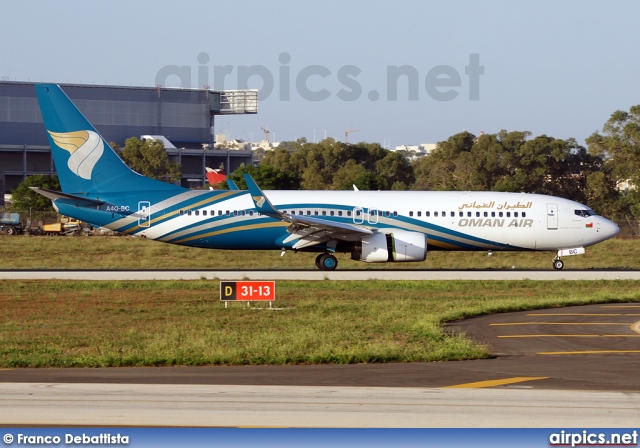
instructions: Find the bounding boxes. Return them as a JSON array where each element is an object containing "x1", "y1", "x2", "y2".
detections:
[
  {"x1": 587, "y1": 105, "x2": 640, "y2": 187},
  {"x1": 9, "y1": 175, "x2": 61, "y2": 211},
  {"x1": 586, "y1": 105, "x2": 640, "y2": 218},
  {"x1": 331, "y1": 159, "x2": 382, "y2": 190},
  {"x1": 120, "y1": 137, "x2": 182, "y2": 183},
  {"x1": 228, "y1": 163, "x2": 301, "y2": 190},
  {"x1": 375, "y1": 151, "x2": 414, "y2": 190}
]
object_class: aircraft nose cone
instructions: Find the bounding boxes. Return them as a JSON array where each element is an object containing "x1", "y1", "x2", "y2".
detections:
[{"x1": 602, "y1": 219, "x2": 619, "y2": 239}]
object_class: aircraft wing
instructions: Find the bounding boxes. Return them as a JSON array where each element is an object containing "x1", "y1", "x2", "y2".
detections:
[{"x1": 243, "y1": 174, "x2": 373, "y2": 249}]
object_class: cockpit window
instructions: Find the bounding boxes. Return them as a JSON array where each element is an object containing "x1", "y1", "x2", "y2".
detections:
[{"x1": 575, "y1": 209, "x2": 596, "y2": 218}]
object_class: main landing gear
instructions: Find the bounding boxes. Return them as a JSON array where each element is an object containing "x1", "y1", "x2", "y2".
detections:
[{"x1": 316, "y1": 253, "x2": 338, "y2": 271}]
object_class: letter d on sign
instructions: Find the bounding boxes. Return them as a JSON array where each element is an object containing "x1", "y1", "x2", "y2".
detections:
[{"x1": 220, "y1": 281, "x2": 237, "y2": 301}]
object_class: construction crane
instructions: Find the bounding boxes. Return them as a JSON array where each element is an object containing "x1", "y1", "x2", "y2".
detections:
[
  {"x1": 260, "y1": 125, "x2": 271, "y2": 143},
  {"x1": 345, "y1": 129, "x2": 359, "y2": 143}
]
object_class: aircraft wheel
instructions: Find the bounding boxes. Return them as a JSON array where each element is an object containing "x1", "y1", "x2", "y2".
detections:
[
  {"x1": 315, "y1": 253, "x2": 324, "y2": 269},
  {"x1": 553, "y1": 259, "x2": 564, "y2": 270},
  {"x1": 5, "y1": 227, "x2": 15, "y2": 235},
  {"x1": 318, "y1": 253, "x2": 338, "y2": 271}
]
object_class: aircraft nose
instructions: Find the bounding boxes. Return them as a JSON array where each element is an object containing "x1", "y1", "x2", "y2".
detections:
[{"x1": 601, "y1": 219, "x2": 619, "y2": 239}]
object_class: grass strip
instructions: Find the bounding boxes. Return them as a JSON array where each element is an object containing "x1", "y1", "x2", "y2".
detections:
[{"x1": 1, "y1": 279, "x2": 639, "y2": 367}]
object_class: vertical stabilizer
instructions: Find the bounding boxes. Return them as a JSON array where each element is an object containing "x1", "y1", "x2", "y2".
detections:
[{"x1": 35, "y1": 84, "x2": 184, "y2": 195}]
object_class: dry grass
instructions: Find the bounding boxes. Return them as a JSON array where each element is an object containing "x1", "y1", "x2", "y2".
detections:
[{"x1": 1, "y1": 235, "x2": 638, "y2": 270}]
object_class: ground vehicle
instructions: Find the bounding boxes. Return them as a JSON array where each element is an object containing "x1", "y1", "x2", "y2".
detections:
[
  {"x1": 0, "y1": 213, "x2": 23, "y2": 235},
  {"x1": 41, "y1": 216, "x2": 87, "y2": 236}
]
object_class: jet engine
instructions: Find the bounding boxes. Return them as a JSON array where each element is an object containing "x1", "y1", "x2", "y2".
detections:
[{"x1": 351, "y1": 231, "x2": 427, "y2": 263}]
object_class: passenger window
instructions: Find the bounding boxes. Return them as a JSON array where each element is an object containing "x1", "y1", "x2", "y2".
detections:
[
  {"x1": 522, "y1": 212, "x2": 526, "y2": 218},
  {"x1": 330, "y1": 211, "x2": 335, "y2": 216},
  {"x1": 226, "y1": 210, "x2": 230, "y2": 216},
  {"x1": 426, "y1": 211, "x2": 430, "y2": 217},
  {"x1": 483, "y1": 211, "x2": 487, "y2": 218},
  {"x1": 338, "y1": 211, "x2": 343, "y2": 217},
  {"x1": 514, "y1": 212, "x2": 518, "y2": 218},
  {"x1": 203, "y1": 210, "x2": 207, "y2": 216},
  {"x1": 409, "y1": 211, "x2": 413, "y2": 217},
  {"x1": 417, "y1": 211, "x2": 422, "y2": 217},
  {"x1": 467, "y1": 211, "x2": 471, "y2": 217},
  {"x1": 491, "y1": 211, "x2": 495, "y2": 217},
  {"x1": 434, "y1": 211, "x2": 439, "y2": 217},
  {"x1": 499, "y1": 211, "x2": 503, "y2": 218},
  {"x1": 393, "y1": 211, "x2": 398, "y2": 217},
  {"x1": 179, "y1": 210, "x2": 184, "y2": 216},
  {"x1": 322, "y1": 211, "x2": 326, "y2": 216},
  {"x1": 459, "y1": 211, "x2": 463, "y2": 217},
  {"x1": 506, "y1": 212, "x2": 511, "y2": 218},
  {"x1": 187, "y1": 210, "x2": 192, "y2": 216},
  {"x1": 450, "y1": 211, "x2": 455, "y2": 217},
  {"x1": 476, "y1": 211, "x2": 480, "y2": 217},
  {"x1": 347, "y1": 211, "x2": 352, "y2": 217},
  {"x1": 249, "y1": 211, "x2": 254, "y2": 216},
  {"x1": 195, "y1": 210, "x2": 200, "y2": 216}
]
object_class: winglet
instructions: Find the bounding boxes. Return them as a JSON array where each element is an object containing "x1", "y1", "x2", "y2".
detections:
[
  {"x1": 227, "y1": 178, "x2": 239, "y2": 190},
  {"x1": 243, "y1": 174, "x2": 281, "y2": 217}
]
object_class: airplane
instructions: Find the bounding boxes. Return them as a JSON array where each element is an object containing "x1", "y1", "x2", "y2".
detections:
[{"x1": 32, "y1": 83, "x2": 619, "y2": 271}]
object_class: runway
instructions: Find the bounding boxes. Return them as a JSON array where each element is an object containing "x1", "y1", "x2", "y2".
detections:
[
  {"x1": 0, "y1": 383, "x2": 638, "y2": 427},
  {"x1": 2, "y1": 269, "x2": 640, "y2": 280}
]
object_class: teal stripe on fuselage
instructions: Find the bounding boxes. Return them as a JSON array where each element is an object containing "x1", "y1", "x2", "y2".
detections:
[
  {"x1": 261, "y1": 202, "x2": 518, "y2": 249},
  {"x1": 151, "y1": 204, "x2": 520, "y2": 251}
]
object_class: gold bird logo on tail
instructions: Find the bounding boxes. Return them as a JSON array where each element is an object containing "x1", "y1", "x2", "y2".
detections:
[
  {"x1": 252, "y1": 195, "x2": 266, "y2": 208},
  {"x1": 48, "y1": 130, "x2": 104, "y2": 180}
]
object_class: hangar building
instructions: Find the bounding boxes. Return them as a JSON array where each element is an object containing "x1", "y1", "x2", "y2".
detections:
[{"x1": 0, "y1": 82, "x2": 258, "y2": 200}]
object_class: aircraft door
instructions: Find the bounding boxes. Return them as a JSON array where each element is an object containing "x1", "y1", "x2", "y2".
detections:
[
  {"x1": 546, "y1": 203, "x2": 558, "y2": 230},
  {"x1": 138, "y1": 201, "x2": 151, "y2": 228}
]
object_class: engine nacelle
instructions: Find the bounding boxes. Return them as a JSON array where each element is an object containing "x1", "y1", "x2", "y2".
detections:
[{"x1": 351, "y1": 231, "x2": 427, "y2": 263}]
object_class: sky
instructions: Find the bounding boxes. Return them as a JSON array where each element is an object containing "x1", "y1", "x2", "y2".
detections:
[{"x1": 2, "y1": 0, "x2": 639, "y2": 147}]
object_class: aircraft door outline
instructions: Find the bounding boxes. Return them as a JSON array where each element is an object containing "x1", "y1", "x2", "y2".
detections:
[
  {"x1": 353, "y1": 207, "x2": 364, "y2": 224},
  {"x1": 367, "y1": 208, "x2": 379, "y2": 224},
  {"x1": 546, "y1": 203, "x2": 558, "y2": 230},
  {"x1": 138, "y1": 201, "x2": 151, "y2": 228}
]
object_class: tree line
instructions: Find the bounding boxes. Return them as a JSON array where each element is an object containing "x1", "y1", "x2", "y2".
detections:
[
  {"x1": 8, "y1": 105, "x2": 640, "y2": 222},
  {"x1": 228, "y1": 105, "x2": 640, "y2": 221}
]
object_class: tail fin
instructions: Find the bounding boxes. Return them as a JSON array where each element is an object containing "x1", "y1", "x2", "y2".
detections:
[{"x1": 35, "y1": 84, "x2": 183, "y2": 195}]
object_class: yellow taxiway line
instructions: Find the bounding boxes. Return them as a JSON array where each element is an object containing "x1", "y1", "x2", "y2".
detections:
[
  {"x1": 538, "y1": 350, "x2": 640, "y2": 355},
  {"x1": 526, "y1": 313, "x2": 622, "y2": 316},
  {"x1": 445, "y1": 377, "x2": 548, "y2": 389},
  {"x1": 601, "y1": 305, "x2": 640, "y2": 308},
  {"x1": 498, "y1": 334, "x2": 640, "y2": 338},
  {"x1": 490, "y1": 322, "x2": 634, "y2": 326}
]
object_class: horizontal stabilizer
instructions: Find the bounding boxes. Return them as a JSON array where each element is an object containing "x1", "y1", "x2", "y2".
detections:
[{"x1": 30, "y1": 187, "x2": 104, "y2": 207}]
